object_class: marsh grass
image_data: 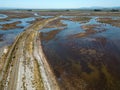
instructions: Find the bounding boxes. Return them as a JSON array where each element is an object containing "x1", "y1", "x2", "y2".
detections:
[
  {"x1": 70, "y1": 17, "x2": 91, "y2": 23},
  {"x1": 40, "y1": 29, "x2": 61, "y2": 41},
  {"x1": 44, "y1": 19, "x2": 67, "y2": 28},
  {"x1": 1, "y1": 21, "x2": 23, "y2": 30},
  {"x1": 98, "y1": 18, "x2": 120, "y2": 27}
]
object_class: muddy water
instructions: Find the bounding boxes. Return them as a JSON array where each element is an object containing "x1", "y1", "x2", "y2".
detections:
[{"x1": 40, "y1": 17, "x2": 120, "y2": 90}]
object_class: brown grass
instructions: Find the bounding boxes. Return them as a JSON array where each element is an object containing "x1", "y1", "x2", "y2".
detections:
[
  {"x1": 40, "y1": 29, "x2": 61, "y2": 41},
  {"x1": 71, "y1": 25, "x2": 98, "y2": 38},
  {"x1": 0, "y1": 11, "x2": 34, "y2": 22},
  {"x1": 33, "y1": 59, "x2": 44, "y2": 90},
  {"x1": 97, "y1": 18, "x2": 120, "y2": 27},
  {"x1": 1, "y1": 21, "x2": 23, "y2": 30},
  {"x1": 70, "y1": 24, "x2": 106, "y2": 38},
  {"x1": 28, "y1": 11, "x2": 120, "y2": 17},
  {"x1": 44, "y1": 18, "x2": 67, "y2": 28},
  {"x1": 70, "y1": 17, "x2": 91, "y2": 23}
]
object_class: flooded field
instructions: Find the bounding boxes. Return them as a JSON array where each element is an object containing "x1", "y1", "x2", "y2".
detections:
[
  {"x1": 0, "y1": 14, "x2": 8, "y2": 19},
  {"x1": 0, "y1": 11, "x2": 120, "y2": 90},
  {"x1": 40, "y1": 14, "x2": 120, "y2": 90},
  {"x1": 0, "y1": 11, "x2": 51, "y2": 48}
]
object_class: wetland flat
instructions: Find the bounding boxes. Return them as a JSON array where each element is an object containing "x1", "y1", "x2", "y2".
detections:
[
  {"x1": 0, "y1": 11, "x2": 120, "y2": 90},
  {"x1": 40, "y1": 12, "x2": 120, "y2": 90}
]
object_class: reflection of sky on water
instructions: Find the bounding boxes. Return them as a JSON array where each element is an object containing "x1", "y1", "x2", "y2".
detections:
[
  {"x1": 41, "y1": 16, "x2": 120, "y2": 90},
  {"x1": 0, "y1": 14, "x2": 8, "y2": 19},
  {"x1": 0, "y1": 16, "x2": 36, "y2": 47}
]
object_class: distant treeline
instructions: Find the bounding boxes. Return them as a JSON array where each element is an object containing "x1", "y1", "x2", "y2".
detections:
[
  {"x1": 94, "y1": 9, "x2": 119, "y2": 12},
  {"x1": 0, "y1": 8, "x2": 119, "y2": 12}
]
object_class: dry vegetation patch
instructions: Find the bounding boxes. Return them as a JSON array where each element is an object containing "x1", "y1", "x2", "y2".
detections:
[
  {"x1": 33, "y1": 59, "x2": 44, "y2": 89},
  {"x1": 0, "y1": 11, "x2": 34, "y2": 22},
  {"x1": 71, "y1": 25, "x2": 98, "y2": 38},
  {"x1": 40, "y1": 29, "x2": 61, "y2": 41},
  {"x1": 1, "y1": 21, "x2": 23, "y2": 30},
  {"x1": 44, "y1": 18, "x2": 67, "y2": 28},
  {"x1": 71, "y1": 24, "x2": 105, "y2": 38},
  {"x1": 97, "y1": 18, "x2": 120, "y2": 27},
  {"x1": 70, "y1": 17, "x2": 91, "y2": 23}
]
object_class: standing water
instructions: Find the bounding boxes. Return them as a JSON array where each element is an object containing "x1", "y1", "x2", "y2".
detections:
[{"x1": 40, "y1": 16, "x2": 120, "y2": 90}]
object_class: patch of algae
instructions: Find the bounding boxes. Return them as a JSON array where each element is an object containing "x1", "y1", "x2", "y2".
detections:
[
  {"x1": 81, "y1": 63, "x2": 100, "y2": 84},
  {"x1": 101, "y1": 65, "x2": 120, "y2": 90}
]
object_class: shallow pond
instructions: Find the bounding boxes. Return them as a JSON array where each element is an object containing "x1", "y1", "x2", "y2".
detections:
[
  {"x1": 0, "y1": 14, "x2": 8, "y2": 19},
  {"x1": 40, "y1": 16, "x2": 120, "y2": 90},
  {"x1": 0, "y1": 17, "x2": 35, "y2": 26},
  {"x1": 0, "y1": 28, "x2": 25, "y2": 47},
  {"x1": 0, "y1": 17, "x2": 35, "y2": 47},
  {"x1": 0, "y1": 14, "x2": 56, "y2": 52}
]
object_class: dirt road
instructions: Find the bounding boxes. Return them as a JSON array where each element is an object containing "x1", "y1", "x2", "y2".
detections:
[{"x1": 0, "y1": 16, "x2": 60, "y2": 90}]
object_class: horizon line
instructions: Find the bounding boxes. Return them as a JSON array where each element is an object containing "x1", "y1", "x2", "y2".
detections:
[{"x1": 0, "y1": 6, "x2": 120, "y2": 10}]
